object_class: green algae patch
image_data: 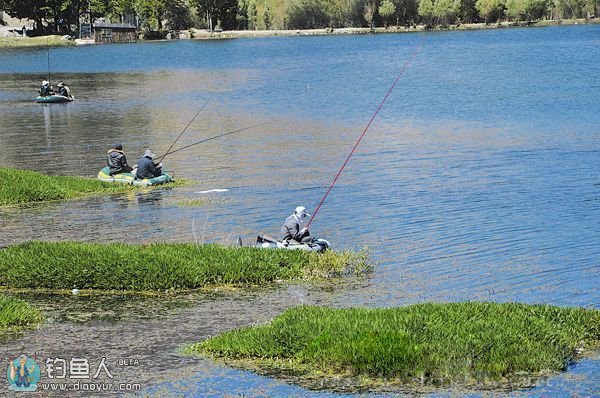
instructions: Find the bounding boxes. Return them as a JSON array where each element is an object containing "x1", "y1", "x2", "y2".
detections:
[
  {"x1": 0, "y1": 295, "x2": 43, "y2": 340},
  {"x1": 0, "y1": 167, "x2": 186, "y2": 206},
  {"x1": 186, "y1": 303, "x2": 600, "y2": 392},
  {"x1": 0, "y1": 242, "x2": 371, "y2": 291}
]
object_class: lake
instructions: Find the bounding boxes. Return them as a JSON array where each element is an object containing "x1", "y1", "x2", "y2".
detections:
[{"x1": 0, "y1": 24, "x2": 598, "y2": 396}]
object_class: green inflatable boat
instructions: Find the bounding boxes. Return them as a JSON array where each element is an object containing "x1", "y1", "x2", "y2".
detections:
[
  {"x1": 97, "y1": 167, "x2": 174, "y2": 186},
  {"x1": 35, "y1": 94, "x2": 75, "y2": 103}
]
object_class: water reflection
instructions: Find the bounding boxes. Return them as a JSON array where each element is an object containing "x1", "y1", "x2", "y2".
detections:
[{"x1": 0, "y1": 26, "x2": 599, "y2": 396}]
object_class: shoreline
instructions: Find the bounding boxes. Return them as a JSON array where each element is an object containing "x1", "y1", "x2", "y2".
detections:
[
  {"x1": 187, "y1": 18, "x2": 599, "y2": 40},
  {"x1": 0, "y1": 18, "x2": 597, "y2": 48}
]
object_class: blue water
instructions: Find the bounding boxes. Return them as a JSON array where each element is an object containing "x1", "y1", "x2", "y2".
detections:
[{"x1": 0, "y1": 25, "x2": 599, "y2": 397}]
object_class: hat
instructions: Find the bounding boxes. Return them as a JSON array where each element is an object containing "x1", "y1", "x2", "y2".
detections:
[
  {"x1": 295, "y1": 206, "x2": 306, "y2": 214},
  {"x1": 57, "y1": 82, "x2": 64, "y2": 87},
  {"x1": 144, "y1": 149, "x2": 156, "y2": 159},
  {"x1": 42, "y1": 80, "x2": 48, "y2": 86},
  {"x1": 114, "y1": 143, "x2": 123, "y2": 150}
]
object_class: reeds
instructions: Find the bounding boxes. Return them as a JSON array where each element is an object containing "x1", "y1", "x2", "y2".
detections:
[
  {"x1": 0, "y1": 242, "x2": 371, "y2": 291},
  {"x1": 187, "y1": 302, "x2": 600, "y2": 390}
]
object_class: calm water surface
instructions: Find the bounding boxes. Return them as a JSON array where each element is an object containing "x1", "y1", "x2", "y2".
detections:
[{"x1": 0, "y1": 25, "x2": 599, "y2": 396}]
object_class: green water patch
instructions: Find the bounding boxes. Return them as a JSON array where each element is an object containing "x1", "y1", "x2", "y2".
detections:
[
  {"x1": 0, "y1": 295, "x2": 43, "y2": 342},
  {"x1": 0, "y1": 242, "x2": 371, "y2": 291},
  {"x1": 0, "y1": 167, "x2": 188, "y2": 206},
  {"x1": 186, "y1": 302, "x2": 600, "y2": 393}
]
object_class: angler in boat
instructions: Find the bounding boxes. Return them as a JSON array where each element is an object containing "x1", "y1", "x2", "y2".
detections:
[
  {"x1": 107, "y1": 143, "x2": 135, "y2": 176},
  {"x1": 36, "y1": 80, "x2": 74, "y2": 103},
  {"x1": 98, "y1": 147, "x2": 173, "y2": 186},
  {"x1": 281, "y1": 206, "x2": 312, "y2": 243},
  {"x1": 136, "y1": 149, "x2": 163, "y2": 180},
  {"x1": 254, "y1": 206, "x2": 331, "y2": 252},
  {"x1": 56, "y1": 82, "x2": 72, "y2": 98},
  {"x1": 39, "y1": 80, "x2": 52, "y2": 96}
]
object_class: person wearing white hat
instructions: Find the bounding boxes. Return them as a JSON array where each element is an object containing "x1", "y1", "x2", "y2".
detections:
[
  {"x1": 136, "y1": 149, "x2": 163, "y2": 179},
  {"x1": 280, "y1": 206, "x2": 312, "y2": 242},
  {"x1": 39, "y1": 80, "x2": 51, "y2": 97}
]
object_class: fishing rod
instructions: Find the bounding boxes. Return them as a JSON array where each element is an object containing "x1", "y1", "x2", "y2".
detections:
[
  {"x1": 305, "y1": 44, "x2": 422, "y2": 230},
  {"x1": 156, "y1": 121, "x2": 269, "y2": 159},
  {"x1": 157, "y1": 98, "x2": 210, "y2": 164},
  {"x1": 46, "y1": 38, "x2": 51, "y2": 84}
]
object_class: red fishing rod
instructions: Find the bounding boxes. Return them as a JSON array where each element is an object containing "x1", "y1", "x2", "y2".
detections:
[{"x1": 305, "y1": 44, "x2": 421, "y2": 230}]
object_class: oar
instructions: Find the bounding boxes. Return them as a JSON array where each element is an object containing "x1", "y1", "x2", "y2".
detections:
[
  {"x1": 157, "y1": 99, "x2": 210, "y2": 164},
  {"x1": 156, "y1": 121, "x2": 269, "y2": 158}
]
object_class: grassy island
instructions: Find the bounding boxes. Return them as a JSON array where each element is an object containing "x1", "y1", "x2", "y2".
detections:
[
  {"x1": 0, "y1": 242, "x2": 370, "y2": 291},
  {"x1": 0, "y1": 35, "x2": 73, "y2": 48},
  {"x1": 0, "y1": 295, "x2": 43, "y2": 338},
  {"x1": 0, "y1": 167, "x2": 183, "y2": 206},
  {"x1": 186, "y1": 302, "x2": 600, "y2": 392}
]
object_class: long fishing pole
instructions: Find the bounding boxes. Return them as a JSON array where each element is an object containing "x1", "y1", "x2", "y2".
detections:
[
  {"x1": 46, "y1": 38, "x2": 51, "y2": 84},
  {"x1": 305, "y1": 44, "x2": 422, "y2": 230},
  {"x1": 157, "y1": 98, "x2": 210, "y2": 164},
  {"x1": 156, "y1": 121, "x2": 269, "y2": 158}
]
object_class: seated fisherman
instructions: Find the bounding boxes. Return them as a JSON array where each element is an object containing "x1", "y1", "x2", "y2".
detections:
[
  {"x1": 280, "y1": 206, "x2": 312, "y2": 243},
  {"x1": 39, "y1": 80, "x2": 51, "y2": 96},
  {"x1": 107, "y1": 143, "x2": 134, "y2": 176},
  {"x1": 56, "y1": 82, "x2": 71, "y2": 97},
  {"x1": 136, "y1": 149, "x2": 163, "y2": 179}
]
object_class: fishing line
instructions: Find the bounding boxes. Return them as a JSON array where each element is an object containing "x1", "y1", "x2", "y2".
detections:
[
  {"x1": 157, "y1": 98, "x2": 210, "y2": 163},
  {"x1": 305, "y1": 43, "x2": 422, "y2": 229},
  {"x1": 158, "y1": 121, "x2": 269, "y2": 158}
]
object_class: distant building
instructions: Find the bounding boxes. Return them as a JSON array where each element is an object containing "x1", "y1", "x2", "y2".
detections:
[{"x1": 93, "y1": 22, "x2": 137, "y2": 43}]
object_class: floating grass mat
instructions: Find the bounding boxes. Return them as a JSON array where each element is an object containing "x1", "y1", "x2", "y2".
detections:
[
  {"x1": 186, "y1": 303, "x2": 600, "y2": 393},
  {"x1": 0, "y1": 242, "x2": 371, "y2": 291},
  {"x1": 0, "y1": 167, "x2": 185, "y2": 206},
  {"x1": 0, "y1": 295, "x2": 43, "y2": 341}
]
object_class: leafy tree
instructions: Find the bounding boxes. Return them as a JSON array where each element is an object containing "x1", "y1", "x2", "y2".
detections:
[
  {"x1": 394, "y1": 0, "x2": 419, "y2": 25},
  {"x1": 216, "y1": 0, "x2": 238, "y2": 29},
  {"x1": 418, "y1": 0, "x2": 435, "y2": 24},
  {"x1": 263, "y1": 3, "x2": 271, "y2": 28},
  {"x1": 458, "y1": 0, "x2": 479, "y2": 22},
  {"x1": 476, "y1": 0, "x2": 505, "y2": 21},
  {"x1": 236, "y1": 0, "x2": 249, "y2": 29},
  {"x1": 433, "y1": 0, "x2": 459, "y2": 24},
  {"x1": 165, "y1": 0, "x2": 193, "y2": 29},
  {"x1": 379, "y1": 0, "x2": 397, "y2": 25},
  {"x1": 364, "y1": 0, "x2": 379, "y2": 27},
  {"x1": 247, "y1": 0, "x2": 257, "y2": 29},
  {"x1": 285, "y1": 0, "x2": 329, "y2": 28}
]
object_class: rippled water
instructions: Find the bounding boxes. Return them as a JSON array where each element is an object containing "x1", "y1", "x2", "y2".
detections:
[{"x1": 0, "y1": 25, "x2": 599, "y2": 396}]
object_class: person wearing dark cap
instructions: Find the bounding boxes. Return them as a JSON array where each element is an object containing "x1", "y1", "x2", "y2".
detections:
[
  {"x1": 107, "y1": 143, "x2": 134, "y2": 176},
  {"x1": 136, "y1": 149, "x2": 163, "y2": 179}
]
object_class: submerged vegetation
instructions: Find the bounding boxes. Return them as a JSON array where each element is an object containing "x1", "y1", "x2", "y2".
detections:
[
  {"x1": 0, "y1": 242, "x2": 371, "y2": 291},
  {"x1": 187, "y1": 302, "x2": 600, "y2": 392},
  {"x1": 0, "y1": 167, "x2": 183, "y2": 206},
  {"x1": 0, "y1": 295, "x2": 43, "y2": 338}
]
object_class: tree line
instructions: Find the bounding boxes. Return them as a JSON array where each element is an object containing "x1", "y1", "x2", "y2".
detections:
[{"x1": 1, "y1": 0, "x2": 597, "y2": 34}]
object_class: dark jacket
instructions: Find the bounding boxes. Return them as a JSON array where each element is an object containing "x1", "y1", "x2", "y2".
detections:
[
  {"x1": 107, "y1": 149, "x2": 133, "y2": 175},
  {"x1": 280, "y1": 215, "x2": 310, "y2": 242},
  {"x1": 40, "y1": 85, "x2": 50, "y2": 96},
  {"x1": 136, "y1": 156, "x2": 162, "y2": 179}
]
